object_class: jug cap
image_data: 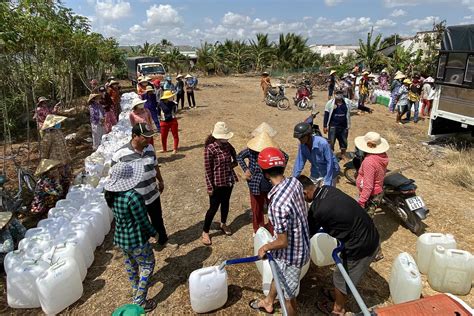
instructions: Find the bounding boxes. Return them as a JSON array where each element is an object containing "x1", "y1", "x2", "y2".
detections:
[{"x1": 435, "y1": 245, "x2": 446, "y2": 253}]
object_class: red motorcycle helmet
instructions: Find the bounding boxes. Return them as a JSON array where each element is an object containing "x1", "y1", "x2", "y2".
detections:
[{"x1": 258, "y1": 147, "x2": 286, "y2": 170}]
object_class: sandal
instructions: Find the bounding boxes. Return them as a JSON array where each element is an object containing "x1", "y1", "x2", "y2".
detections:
[
  {"x1": 201, "y1": 234, "x2": 212, "y2": 246},
  {"x1": 220, "y1": 224, "x2": 232, "y2": 236},
  {"x1": 374, "y1": 249, "x2": 384, "y2": 262},
  {"x1": 141, "y1": 299, "x2": 157, "y2": 312},
  {"x1": 248, "y1": 299, "x2": 274, "y2": 314},
  {"x1": 320, "y1": 288, "x2": 335, "y2": 302}
]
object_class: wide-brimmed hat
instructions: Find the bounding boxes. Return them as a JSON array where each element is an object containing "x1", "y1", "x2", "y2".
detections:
[
  {"x1": 212, "y1": 122, "x2": 233, "y2": 140},
  {"x1": 138, "y1": 77, "x2": 149, "y2": 84},
  {"x1": 251, "y1": 122, "x2": 277, "y2": 137},
  {"x1": 424, "y1": 76, "x2": 435, "y2": 83},
  {"x1": 354, "y1": 132, "x2": 389, "y2": 154},
  {"x1": 0, "y1": 212, "x2": 13, "y2": 229},
  {"x1": 261, "y1": 71, "x2": 269, "y2": 76},
  {"x1": 362, "y1": 71, "x2": 370, "y2": 76},
  {"x1": 35, "y1": 159, "x2": 61, "y2": 176},
  {"x1": 41, "y1": 115, "x2": 67, "y2": 130},
  {"x1": 185, "y1": 74, "x2": 192, "y2": 79},
  {"x1": 37, "y1": 97, "x2": 49, "y2": 106},
  {"x1": 145, "y1": 85, "x2": 155, "y2": 92},
  {"x1": 247, "y1": 131, "x2": 279, "y2": 152},
  {"x1": 403, "y1": 78, "x2": 412, "y2": 85},
  {"x1": 381, "y1": 68, "x2": 388, "y2": 73},
  {"x1": 176, "y1": 74, "x2": 183, "y2": 79},
  {"x1": 330, "y1": 70, "x2": 336, "y2": 75},
  {"x1": 104, "y1": 161, "x2": 144, "y2": 192},
  {"x1": 88, "y1": 93, "x2": 101, "y2": 103},
  {"x1": 131, "y1": 98, "x2": 146, "y2": 108},
  {"x1": 109, "y1": 80, "x2": 119, "y2": 86},
  {"x1": 394, "y1": 73, "x2": 406, "y2": 80},
  {"x1": 160, "y1": 90, "x2": 176, "y2": 100}
]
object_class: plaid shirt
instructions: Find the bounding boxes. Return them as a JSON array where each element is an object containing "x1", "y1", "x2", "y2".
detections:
[
  {"x1": 204, "y1": 141, "x2": 238, "y2": 192},
  {"x1": 110, "y1": 190, "x2": 156, "y2": 250},
  {"x1": 237, "y1": 148, "x2": 289, "y2": 195},
  {"x1": 268, "y1": 177, "x2": 310, "y2": 268}
]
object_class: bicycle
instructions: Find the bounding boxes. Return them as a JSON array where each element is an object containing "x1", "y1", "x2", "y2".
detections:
[{"x1": 0, "y1": 146, "x2": 37, "y2": 214}]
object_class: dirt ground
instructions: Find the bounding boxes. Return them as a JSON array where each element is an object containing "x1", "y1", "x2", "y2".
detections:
[{"x1": 1, "y1": 76, "x2": 473, "y2": 315}]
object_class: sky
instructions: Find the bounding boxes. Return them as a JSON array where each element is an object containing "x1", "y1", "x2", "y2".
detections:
[{"x1": 66, "y1": 0, "x2": 474, "y2": 46}]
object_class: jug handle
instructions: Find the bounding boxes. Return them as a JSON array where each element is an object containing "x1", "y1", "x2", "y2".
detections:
[{"x1": 51, "y1": 260, "x2": 66, "y2": 270}]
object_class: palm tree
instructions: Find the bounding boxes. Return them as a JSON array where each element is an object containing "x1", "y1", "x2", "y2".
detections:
[
  {"x1": 162, "y1": 47, "x2": 188, "y2": 75},
  {"x1": 249, "y1": 33, "x2": 275, "y2": 72},
  {"x1": 355, "y1": 29, "x2": 386, "y2": 71},
  {"x1": 221, "y1": 40, "x2": 251, "y2": 73}
]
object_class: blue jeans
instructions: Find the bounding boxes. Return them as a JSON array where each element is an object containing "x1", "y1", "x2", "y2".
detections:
[
  {"x1": 407, "y1": 100, "x2": 419, "y2": 122},
  {"x1": 328, "y1": 126, "x2": 348, "y2": 151}
]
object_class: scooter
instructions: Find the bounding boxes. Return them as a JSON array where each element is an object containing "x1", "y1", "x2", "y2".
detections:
[
  {"x1": 343, "y1": 154, "x2": 429, "y2": 235},
  {"x1": 265, "y1": 85, "x2": 290, "y2": 110}
]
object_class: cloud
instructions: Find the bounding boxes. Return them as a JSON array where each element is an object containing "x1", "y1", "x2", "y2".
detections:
[
  {"x1": 405, "y1": 16, "x2": 439, "y2": 31},
  {"x1": 222, "y1": 12, "x2": 251, "y2": 26},
  {"x1": 325, "y1": 0, "x2": 343, "y2": 6},
  {"x1": 390, "y1": 9, "x2": 406, "y2": 17},
  {"x1": 375, "y1": 19, "x2": 396, "y2": 28},
  {"x1": 95, "y1": 0, "x2": 131, "y2": 21},
  {"x1": 146, "y1": 4, "x2": 182, "y2": 26},
  {"x1": 462, "y1": 0, "x2": 474, "y2": 11},
  {"x1": 204, "y1": 17, "x2": 213, "y2": 24},
  {"x1": 464, "y1": 15, "x2": 473, "y2": 19}
]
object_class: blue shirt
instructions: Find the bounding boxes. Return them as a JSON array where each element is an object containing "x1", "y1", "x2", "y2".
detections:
[
  {"x1": 325, "y1": 101, "x2": 348, "y2": 128},
  {"x1": 142, "y1": 93, "x2": 159, "y2": 125},
  {"x1": 157, "y1": 100, "x2": 177, "y2": 122},
  {"x1": 292, "y1": 136, "x2": 340, "y2": 186}
]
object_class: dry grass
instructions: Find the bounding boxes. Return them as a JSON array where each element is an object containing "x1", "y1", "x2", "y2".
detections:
[
  {"x1": 437, "y1": 146, "x2": 474, "y2": 191},
  {"x1": 384, "y1": 129, "x2": 402, "y2": 145}
]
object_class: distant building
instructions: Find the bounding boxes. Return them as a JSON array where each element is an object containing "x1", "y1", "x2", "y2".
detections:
[
  {"x1": 309, "y1": 44, "x2": 358, "y2": 57},
  {"x1": 379, "y1": 31, "x2": 438, "y2": 57}
]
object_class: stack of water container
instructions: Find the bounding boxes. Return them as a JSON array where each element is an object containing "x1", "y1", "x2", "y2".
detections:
[
  {"x1": 389, "y1": 233, "x2": 474, "y2": 305},
  {"x1": 5, "y1": 92, "x2": 138, "y2": 314}
]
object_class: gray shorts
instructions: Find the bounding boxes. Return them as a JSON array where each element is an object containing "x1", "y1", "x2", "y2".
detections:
[
  {"x1": 274, "y1": 259, "x2": 302, "y2": 300},
  {"x1": 333, "y1": 248, "x2": 378, "y2": 295}
]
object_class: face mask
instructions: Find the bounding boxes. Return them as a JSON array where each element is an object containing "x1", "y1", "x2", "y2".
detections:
[
  {"x1": 54, "y1": 123, "x2": 61, "y2": 129},
  {"x1": 219, "y1": 139, "x2": 228, "y2": 143}
]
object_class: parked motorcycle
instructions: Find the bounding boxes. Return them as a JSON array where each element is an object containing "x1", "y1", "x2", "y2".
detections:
[
  {"x1": 343, "y1": 154, "x2": 428, "y2": 234},
  {"x1": 293, "y1": 85, "x2": 311, "y2": 111},
  {"x1": 265, "y1": 85, "x2": 290, "y2": 110}
]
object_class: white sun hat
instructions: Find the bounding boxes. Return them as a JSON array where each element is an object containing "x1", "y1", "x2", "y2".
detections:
[
  {"x1": 354, "y1": 132, "x2": 390, "y2": 154},
  {"x1": 211, "y1": 122, "x2": 234, "y2": 140}
]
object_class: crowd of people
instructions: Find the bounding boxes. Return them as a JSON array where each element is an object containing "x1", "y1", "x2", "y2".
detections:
[{"x1": 1, "y1": 68, "x2": 418, "y2": 315}]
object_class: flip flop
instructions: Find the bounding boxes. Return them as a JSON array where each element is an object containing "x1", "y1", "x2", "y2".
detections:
[
  {"x1": 248, "y1": 299, "x2": 274, "y2": 314},
  {"x1": 201, "y1": 235, "x2": 212, "y2": 246},
  {"x1": 141, "y1": 299, "x2": 157, "y2": 313},
  {"x1": 320, "y1": 288, "x2": 335, "y2": 302}
]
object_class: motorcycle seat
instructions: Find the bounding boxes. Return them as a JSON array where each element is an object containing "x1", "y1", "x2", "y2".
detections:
[{"x1": 384, "y1": 173, "x2": 414, "y2": 189}]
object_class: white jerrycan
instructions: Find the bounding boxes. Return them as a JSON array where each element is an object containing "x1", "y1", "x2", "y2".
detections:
[
  {"x1": 189, "y1": 266, "x2": 228, "y2": 313},
  {"x1": 66, "y1": 224, "x2": 96, "y2": 267},
  {"x1": 416, "y1": 233, "x2": 457, "y2": 274},
  {"x1": 3, "y1": 249, "x2": 24, "y2": 275},
  {"x1": 7, "y1": 259, "x2": 50, "y2": 308},
  {"x1": 36, "y1": 259, "x2": 84, "y2": 315},
  {"x1": 310, "y1": 233, "x2": 337, "y2": 266},
  {"x1": 389, "y1": 252, "x2": 422, "y2": 304},
  {"x1": 49, "y1": 241, "x2": 87, "y2": 281},
  {"x1": 428, "y1": 246, "x2": 474, "y2": 295}
]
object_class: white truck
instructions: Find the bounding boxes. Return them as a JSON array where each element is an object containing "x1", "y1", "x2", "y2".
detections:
[{"x1": 429, "y1": 24, "x2": 474, "y2": 137}]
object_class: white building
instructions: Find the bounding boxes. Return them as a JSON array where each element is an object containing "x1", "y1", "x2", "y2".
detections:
[{"x1": 309, "y1": 44, "x2": 359, "y2": 57}]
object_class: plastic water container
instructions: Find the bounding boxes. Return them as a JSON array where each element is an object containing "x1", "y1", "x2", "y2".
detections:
[
  {"x1": 189, "y1": 266, "x2": 228, "y2": 313},
  {"x1": 85, "y1": 202, "x2": 111, "y2": 234},
  {"x1": 49, "y1": 242, "x2": 87, "y2": 281},
  {"x1": 416, "y1": 233, "x2": 457, "y2": 274},
  {"x1": 61, "y1": 229, "x2": 95, "y2": 268},
  {"x1": 310, "y1": 233, "x2": 337, "y2": 266},
  {"x1": 389, "y1": 252, "x2": 422, "y2": 304},
  {"x1": 48, "y1": 206, "x2": 77, "y2": 220},
  {"x1": 36, "y1": 259, "x2": 84, "y2": 315},
  {"x1": 4, "y1": 249, "x2": 24, "y2": 275},
  {"x1": 75, "y1": 211, "x2": 105, "y2": 246},
  {"x1": 24, "y1": 227, "x2": 49, "y2": 238},
  {"x1": 69, "y1": 219, "x2": 99, "y2": 251},
  {"x1": 253, "y1": 227, "x2": 309, "y2": 295},
  {"x1": 66, "y1": 190, "x2": 88, "y2": 202},
  {"x1": 428, "y1": 246, "x2": 474, "y2": 295},
  {"x1": 7, "y1": 259, "x2": 50, "y2": 308},
  {"x1": 38, "y1": 216, "x2": 71, "y2": 236},
  {"x1": 56, "y1": 199, "x2": 79, "y2": 210}
]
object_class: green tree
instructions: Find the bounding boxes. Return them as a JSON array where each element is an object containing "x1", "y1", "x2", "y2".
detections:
[{"x1": 355, "y1": 30, "x2": 386, "y2": 72}]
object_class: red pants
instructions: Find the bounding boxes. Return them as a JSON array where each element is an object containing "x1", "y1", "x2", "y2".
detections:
[
  {"x1": 421, "y1": 99, "x2": 432, "y2": 117},
  {"x1": 159, "y1": 118, "x2": 179, "y2": 151},
  {"x1": 250, "y1": 192, "x2": 273, "y2": 234}
]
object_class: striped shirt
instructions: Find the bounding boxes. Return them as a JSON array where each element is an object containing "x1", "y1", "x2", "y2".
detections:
[
  {"x1": 112, "y1": 143, "x2": 160, "y2": 205},
  {"x1": 267, "y1": 177, "x2": 310, "y2": 268}
]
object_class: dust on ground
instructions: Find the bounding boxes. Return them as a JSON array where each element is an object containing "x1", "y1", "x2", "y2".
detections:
[{"x1": 1, "y1": 76, "x2": 473, "y2": 315}]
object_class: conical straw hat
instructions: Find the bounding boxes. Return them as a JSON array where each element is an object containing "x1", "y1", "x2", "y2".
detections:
[
  {"x1": 0, "y1": 212, "x2": 13, "y2": 229},
  {"x1": 41, "y1": 115, "x2": 67, "y2": 130},
  {"x1": 247, "y1": 131, "x2": 279, "y2": 152},
  {"x1": 251, "y1": 122, "x2": 277, "y2": 137},
  {"x1": 35, "y1": 159, "x2": 61, "y2": 176}
]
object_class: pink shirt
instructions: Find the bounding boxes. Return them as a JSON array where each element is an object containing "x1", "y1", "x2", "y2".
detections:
[
  {"x1": 356, "y1": 153, "x2": 389, "y2": 206},
  {"x1": 129, "y1": 109, "x2": 153, "y2": 130}
]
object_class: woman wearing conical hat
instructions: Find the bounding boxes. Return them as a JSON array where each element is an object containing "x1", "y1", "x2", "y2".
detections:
[
  {"x1": 236, "y1": 127, "x2": 288, "y2": 234},
  {"x1": 30, "y1": 159, "x2": 63, "y2": 216}
]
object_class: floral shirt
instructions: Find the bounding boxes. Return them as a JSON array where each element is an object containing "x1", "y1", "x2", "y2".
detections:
[
  {"x1": 89, "y1": 101, "x2": 105, "y2": 125},
  {"x1": 34, "y1": 106, "x2": 53, "y2": 129},
  {"x1": 30, "y1": 175, "x2": 63, "y2": 215}
]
